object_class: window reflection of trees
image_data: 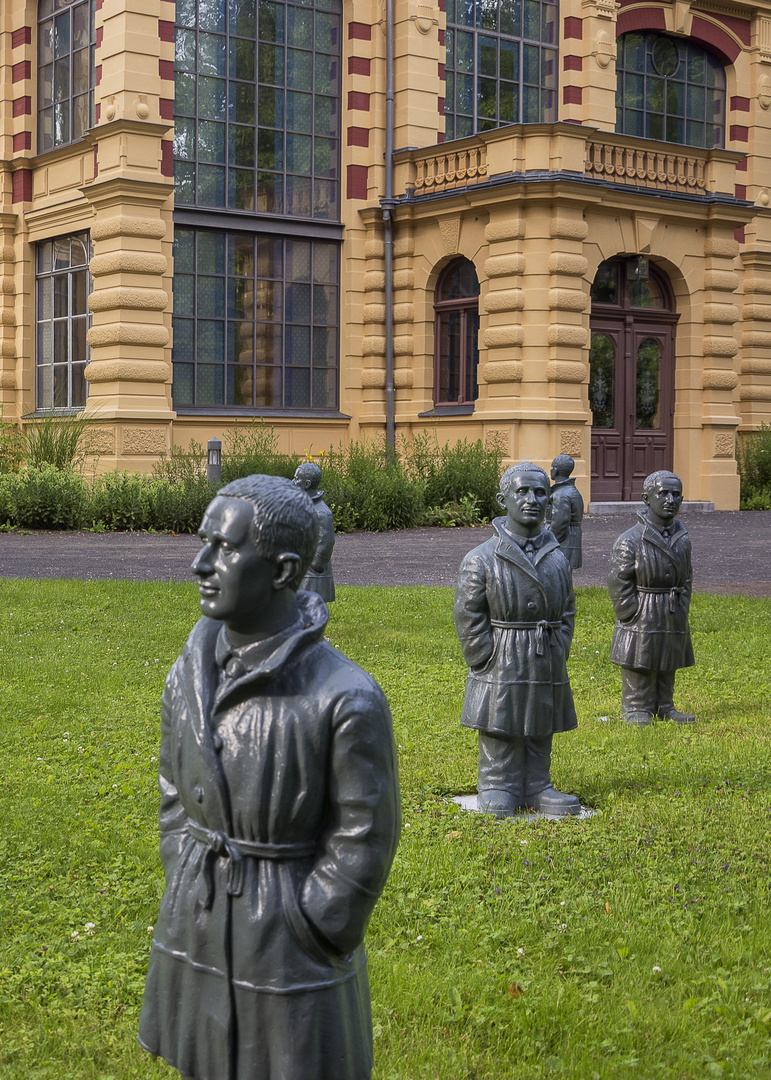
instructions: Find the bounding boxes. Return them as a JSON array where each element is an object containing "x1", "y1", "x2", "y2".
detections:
[
  {"x1": 588, "y1": 334, "x2": 615, "y2": 429},
  {"x1": 636, "y1": 338, "x2": 661, "y2": 429}
]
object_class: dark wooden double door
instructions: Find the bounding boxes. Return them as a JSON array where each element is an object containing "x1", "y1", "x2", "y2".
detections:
[{"x1": 589, "y1": 313, "x2": 677, "y2": 502}]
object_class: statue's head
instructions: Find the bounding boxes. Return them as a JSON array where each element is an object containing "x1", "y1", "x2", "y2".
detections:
[
  {"x1": 641, "y1": 470, "x2": 683, "y2": 528},
  {"x1": 497, "y1": 462, "x2": 550, "y2": 535},
  {"x1": 191, "y1": 475, "x2": 319, "y2": 637},
  {"x1": 551, "y1": 454, "x2": 574, "y2": 481},
  {"x1": 293, "y1": 461, "x2": 322, "y2": 492}
]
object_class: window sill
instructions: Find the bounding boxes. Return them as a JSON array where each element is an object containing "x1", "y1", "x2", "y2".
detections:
[
  {"x1": 174, "y1": 408, "x2": 351, "y2": 420},
  {"x1": 418, "y1": 404, "x2": 476, "y2": 417}
]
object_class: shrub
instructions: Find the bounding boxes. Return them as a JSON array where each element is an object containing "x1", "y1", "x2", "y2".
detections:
[
  {"x1": 22, "y1": 410, "x2": 95, "y2": 471},
  {"x1": 736, "y1": 423, "x2": 771, "y2": 509},
  {"x1": 403, "y1": 431, "x2": 505, "y2": 522},
  {"x1": 0, "y1": 408, "x2": 24, "y2": 473},
  {"x1": 222, "y1": 419, "x2": 300, "y2": 481},
  {"x1": 3, "y1": 465, "x2": 90, "y2": 529},
  {"x1": 322, "y1": 438, "x2": 424, "y2": 532}
]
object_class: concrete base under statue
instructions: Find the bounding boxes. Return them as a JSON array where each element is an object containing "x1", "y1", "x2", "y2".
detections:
[{"x1": 451, "y1": 794, "x2": 596, "y2": 822}]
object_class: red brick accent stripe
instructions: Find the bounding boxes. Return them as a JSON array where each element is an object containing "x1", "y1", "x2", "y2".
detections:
[
  {"x1": 96, "y1": 102, "x2": 101, "y2": 122},
  {"x1": 96, "y1": 26, "x2": 103, "y2": 46},
  {"x1": 563, "y1": 55, "x2": 582, "y2": 71},
  {"x1": 159, "y1": 20, "x2": 175, "y2": 42},
  {"x1": 348, "y1": 91, "x2": 370, "y2": 111},
  {"x1": 347, "y1": 126, "x2": 369, "y2": 147},
  {"x1": 617, "y1": 8, "x2": 666, "y2": 35},
  {"x1": 689, "y1": 16, "x2": 740, "y2": 64},
  {"x1": 160, "y1": 97, "x2": 174, "y2": 120},
  {"x1": 95, "y1": 64, "x2": 102, "y2": 84},
  {"x1": 159, "y1": 59, "x2": 174, "y2": 81},
  {"x1": 438, "y1": 95, "x2": 445, "y2": 116},
  {"x1": 564, "y1": 16, "x2": 582, "y2": 39},
  {"x1": 12, "y1": 96, "x2": 31, "y2": 117},
  {"x1": 12, "y1": 60, "x2": 31, "y2": 82},
  {"x1": 438, "y1": 29, "x2": 445, "y2": 45},
  {"x1": 735, "y1": 184, "x2": 746, "y2": 200},
  {"x1": 12, "y1": 170, "x2": 32, "y2": 203},
  {"x1": 161, "y1": 141, "x2": 173, "y2": 177},
  {"x1": 563, "y1": 86, "x2": 582, "y2": 105},
  {"x1": 736, "y1": 156, "x2": 747, "y2": 172},
  {"x1": 735, "y1": 227, "x2": 745, "y2": 244},
  {"x1": 730, "y1": 96, "x2": 750, "y2": 112},
  {"x1": 694, "y1": 9, "x2": 751, "y2": 47},
  {"x1": 347, "y1": 164, "x2": 368, "y2": 200},
  {"x1": 348, "y1": 22, "x2": 371, "y2": 40},
  {"x1": 12, "y1": 26, "x2": 32, "y2": 48},
  {"x1": 348, "y1": 56, "x2": 370, "y2": 76},
  {"x1": 730, "y1": 125, "x2": 748, "y2": 143},
  {"x1": 437, "y1": 132, "x2": 444, "y2": 143},
  {"x1": 438, "y1": 62, "x2": 445, "y2": 79},
  {"x1": 13, "y1": 132, "x2": 31, "y2": 152}
]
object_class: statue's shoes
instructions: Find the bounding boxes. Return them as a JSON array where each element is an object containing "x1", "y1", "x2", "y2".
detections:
[
  {"x1": 477, "y1": 789, "x2": 518, "y2": 818},
  {"x1": 658, "y1": 708, "x2": 696, "y2": 723},
  {"x1": 526, "y1": 786, "x2": 582, "y2": 816},
  {"x1": 624, "y1": 711, "x2": 654, "y2": 726}
]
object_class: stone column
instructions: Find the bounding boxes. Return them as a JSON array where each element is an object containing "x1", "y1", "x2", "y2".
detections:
[{"x1": 739, "y1": 251, "x2": 771, "y2": 429}]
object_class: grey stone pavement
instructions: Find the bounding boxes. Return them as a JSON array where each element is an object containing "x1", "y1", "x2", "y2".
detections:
[{"x1": 0, "y1": 509, "x2": 769, "y2": 597}]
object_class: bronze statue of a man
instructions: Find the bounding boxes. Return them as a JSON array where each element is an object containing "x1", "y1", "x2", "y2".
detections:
[
  {"x1": 139, "y1": 475, "x2": 400, "y2": 1080},
  {"x1": 292, "y1": 462, "x2": 336, "y2": 602},
  {"x1": 545, "y1": 454, "x2": 584, "y2": 570},
  {"x1": 608, "y1": 470, "x2": 695, "y2": 725},
  {"x1": 454, "y1": 463, "x2": 580, "y2": 818}
]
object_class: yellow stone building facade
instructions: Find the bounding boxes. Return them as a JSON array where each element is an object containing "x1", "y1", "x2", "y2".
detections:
[{"x1": 2, "y1": 0, "x2": 771, "y2": 507}]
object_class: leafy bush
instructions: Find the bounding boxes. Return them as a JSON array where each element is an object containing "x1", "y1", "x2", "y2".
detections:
[
  {"x1": 403, "y1": 431, "x2": 505, "y2": 521},
  {"x1": 322, "y1": 438, "x2": 424, "y2": 532},
  {"x1": 0, "y1": 408, "x2": 24, "y2": 473},
  {"x1": 221, "y1": 419, "x2": 300, "y2": 481},
  {"x1": 0, "y1": 465, "x2": 90, "y2": 529},
  {"x1": 737, "y1": 423, "x2": 771, "y2": 509}
]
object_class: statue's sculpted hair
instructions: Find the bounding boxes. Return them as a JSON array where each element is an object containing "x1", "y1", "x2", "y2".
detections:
[
  {"x1": 499, "y1": 462, "x2": 550, "y2": 496},
  {"x1": 642, "y1": 470, "x2": 682, "y2": 497},
  {"x1": 552, "y1": 454, "x2": 574, "y2": 477},
  {"x1": 294, "y1": 461, "x2": 322, "y2": 488},
  {"x1": 216, "y1": 474, "x2": 318, "y2": 588}
]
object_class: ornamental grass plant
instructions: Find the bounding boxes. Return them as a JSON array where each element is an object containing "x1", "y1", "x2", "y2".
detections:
[{"x1": 1, "y1": 582, "x2": 770, "y2": 1078}]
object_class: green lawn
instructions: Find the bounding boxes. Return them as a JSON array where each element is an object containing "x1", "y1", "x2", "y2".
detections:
[{"x1": 1, "y1": 581, "x2": 770, "y2": 1079}]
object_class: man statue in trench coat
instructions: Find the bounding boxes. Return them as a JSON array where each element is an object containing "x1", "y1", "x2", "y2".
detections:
[
  {"x1": 545, "y1": 454, "x2": 584, "y2": 570},
  {"x1": 608, "y1": 469, "x2": 695, "y2": 725},
  {"x1": 138, "y1": 474, "x2": 401, "y2": 1080},
  {"x1": 292, "y1": 461, "x2": 336, "y2": 602},
  {"x1": 454, "y1": 462, "x2": 580, "y2": 818}
]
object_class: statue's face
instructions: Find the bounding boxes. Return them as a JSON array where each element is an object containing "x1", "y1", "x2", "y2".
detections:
[
  {"x1": 292, "y1": 471, "x2": 310, "y2": 491},
  {"x1": 191, "y1": 496, "x2": 277, "y2": 632},
  {"x1": 497, "y1": 470, "x2": 549, "y2": 535},
  {"x1": 643, "y1": 478, "x2": 683, "y2": 527}
]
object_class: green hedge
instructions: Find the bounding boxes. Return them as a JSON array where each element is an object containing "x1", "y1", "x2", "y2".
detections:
[
  {"x1": 0, "y1": 428, "x2": 505, "y2": 534},
  {"x1": 737, "y1": 422, "x2": 771, "y2": 510}
]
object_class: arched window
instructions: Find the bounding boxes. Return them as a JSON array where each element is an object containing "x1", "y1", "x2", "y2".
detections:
[
  {"x1": 615, "y1": 32, "x2": 725, "y2": 148},
  {"x1": 434, "y1": 260, "x2": 480, "y2": 407},
  {"x1": 173, "y1": 0, "x2": 341, "y2": 219},
  {"x1": 38, "y1": 0, "x2": 96, "y2": 152},
  {"x1": 36, "y1": 234, "x2": 91, "y2": 410},
  {"x1": 444, "y1": 0, "x2": 558, "y2": 141}
]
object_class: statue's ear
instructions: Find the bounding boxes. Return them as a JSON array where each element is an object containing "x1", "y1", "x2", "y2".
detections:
[
  {"x1": 496, "y1": 491, "x2": 505, "y2": 509},
  {"x1": 641, "y1": 489, "x2": 649, "y2": 505},
  {"x1": 274, "y1": 552, "x2": 302, "y2": 590}
]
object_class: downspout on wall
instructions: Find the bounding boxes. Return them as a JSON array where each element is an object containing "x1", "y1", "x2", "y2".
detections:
[{"x1": 382, "y1": 0, "x2": 395, "y2": 451}]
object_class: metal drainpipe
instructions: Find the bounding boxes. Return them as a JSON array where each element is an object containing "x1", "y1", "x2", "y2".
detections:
[{"x1": 382, "y1": 0, "x2": 395, "y2": 451}]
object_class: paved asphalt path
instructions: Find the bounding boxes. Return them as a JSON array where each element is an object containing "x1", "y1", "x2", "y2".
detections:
[{"x1": 0, "y1": 510, "x2": 769, "y2": 596}]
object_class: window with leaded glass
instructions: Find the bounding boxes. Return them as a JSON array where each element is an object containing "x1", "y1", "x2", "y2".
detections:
[
  {"x1": 616, "y1": 32, "x2": 725, "y2": 148},
  {"x1": 173, "y1": 0, "x2": 341, "y2": 219},
  {"x1": 444, "y1": 0, "x2": 558, "y2": 141},
  {"x1": 434, "y1": 260, "x2": 480, "y2": 407},
  {"x1": 36, "y1": 234, "x2": 91, "y2": 410},
  {"x1": 38, "y1": 0, "x2": 96, "y2": 151},
  {"x1": 172, "y1": 228, "x2": 339, "y2": 410}
]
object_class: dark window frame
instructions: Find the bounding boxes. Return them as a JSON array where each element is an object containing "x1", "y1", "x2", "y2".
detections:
[
  {"x1": 615, "y1": 31, "x2": 726, "y2": 149},
  {"x1": 443, "y1": 0, "x2": 559, "y2": 141},
  {"x1": 35, "y1": 232, "x2": 91, "y2": 412},
  {"x1": 433, "y1": 259, "x2": 480, "y2": 408},
  {"x1": 37, "y1": 0, "x2": 96, "y2": 152}
]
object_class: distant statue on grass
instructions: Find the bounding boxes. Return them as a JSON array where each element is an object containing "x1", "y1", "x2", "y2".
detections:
[
  {"x1": 293, "y1": 462, "x2": 336, "y2": 602},
  {"x1": 139, "y1": 474, "x2": 401, "y2": 1080},
  {"x1": 608, "y1": 470, "x2": 695, "y2": 726},
  {"x1": 545, "y1": 454, "x2": 583, "y2": 570},
  {"x1": 454, "y1": 462, "x2": 581, "y2": 818}
]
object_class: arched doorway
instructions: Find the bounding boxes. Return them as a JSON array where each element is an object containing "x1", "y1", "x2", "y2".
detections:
[{"x1": 589, "y1": 258, "x2": 679, "y2": 501}]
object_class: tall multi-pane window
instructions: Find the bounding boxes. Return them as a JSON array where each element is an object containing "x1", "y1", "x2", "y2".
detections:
[
  {"x1": 172, "y1": 229, "x2": 339, "y2": 410},
  {"x1": 434, "y1": 260, "x2": 480, "y2": 407},
  {"x1": 36, "y1": 234, "x2": 91, "y2": 410},
  {"x1": 38, "y1": 0, "x2": 96, "y2": 151},
  {"x1": 173, "y1": 0, "x2": 341, "y2": 219},
  {"x1": 616, "y1": 33, "x2": 726, "y2": 148},
  {"x1": 444, "y1": 0, "x2": 558, "y2": 141}
]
